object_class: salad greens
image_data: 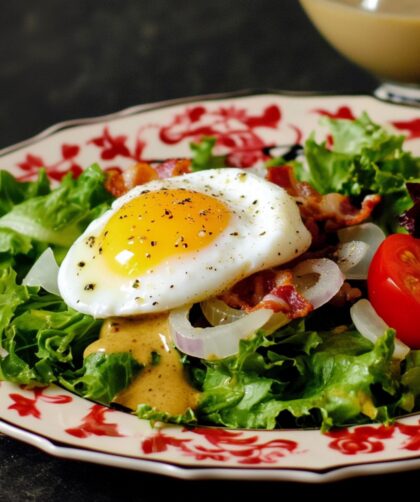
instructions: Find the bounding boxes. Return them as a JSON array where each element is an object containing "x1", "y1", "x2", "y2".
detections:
[
  {"x1": 296, "y1": 113, "x2": 420, "y2": 233},
  {"x1": 190, "y1": 136, "x2": 226, "y2": 172},
  {"x1": 140, "y1": 320, "x2": 420, "y2": 430},
  {"x1": 1, "y1": 115, "x2": 420, "y2": 430},
  {"x1": 0, "y1": 164, "x2": 112, "y2": 270},
  {"x1": 193, "y1": 324, "x2": 402, "y2": 430},
  {"x1": 0, "y1": 165, "x2": 138, "y2": 404},
  {"x1": 400, "y1": 182, "x2": 420, "y2": 237},
  {"x1": 60, "y1": 352, "x2": 142, "y2": 405}
]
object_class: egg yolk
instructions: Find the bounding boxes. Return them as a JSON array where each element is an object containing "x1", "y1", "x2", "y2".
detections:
[{"x1": 98, "y1": 189, "x2": 231, "y2": 277}]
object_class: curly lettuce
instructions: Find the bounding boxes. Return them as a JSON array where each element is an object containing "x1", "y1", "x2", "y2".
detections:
[
  {"x1": 191, "y1": 321, "x2": 419, "y2": 430},
  {"x1": 296, "y1": 113, "x2": 420, "y2": 233},
  {"x1": 0, "y1": 164, "x2": 113, "y2": 274},
  {"x1": 0, "y1": 266, "x2": 140, "y2": 403}
]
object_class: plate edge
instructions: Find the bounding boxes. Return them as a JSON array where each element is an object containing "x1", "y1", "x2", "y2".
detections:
[
  {"x1": 0, "y1": 88, "x2": 400, "y2": 158},
  {"x1": 2, "y1": 418, "x2": 420, "y2": 482}
]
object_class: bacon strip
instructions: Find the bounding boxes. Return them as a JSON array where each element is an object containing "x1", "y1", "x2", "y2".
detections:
[
  {"x1": 220, "y1": 269, "x2": 313, "y2": 319},
  {"x1": 105, "y1": 167, "x2": 126, "y2": 198},
  {"x1": 105, "y1": 159, "x2": 192, "y2": 197},
  {"x1": 155, "y1": 159, "x2": 191, "y2": 179},
  {"x1": 267, "y1": 165, "x2": 381, "y2": 232}
]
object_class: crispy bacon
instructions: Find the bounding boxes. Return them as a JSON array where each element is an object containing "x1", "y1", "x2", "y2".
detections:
[
  {"x1": 329, "y1": 282, "x2": 362, "y2": 308},
  {"x1": 123, "y1": 162, "x2": 158, "y2": 188},
  {"x1": 154, "y1": 159, "x2": 192, "y2": 179},
  {"x1": 299, "y1": 191, "x2": 381, "y2": 231},
  {"x1": 267, "y1": 165, "x2": 381, "y2": 233},
  {"x1": 105, "y1": 163, "x2": 158, "y2": 197},
  {"x1": 220, "y1": 270, "x2": 276, "y2": 308},
  {"x1": 220, "y1": 269, "x2": 313, "y2": 319},
  {"x1": 266, "y1": 165, "x2": 294, "y2": 191},
  {"x1": 257, "y1": 285, "x2": 313, "y2": 319},
  {"x1": 104, "y1": 168, "x2": 126, "y2": 198},
  {"x1": 104, "y1": 160, "x2": 192, "y2": 197}
]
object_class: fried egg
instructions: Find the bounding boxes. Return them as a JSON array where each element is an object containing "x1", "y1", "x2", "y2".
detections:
[{"x1": 58, "y1": 168, "x2": 311, "y2": 318}]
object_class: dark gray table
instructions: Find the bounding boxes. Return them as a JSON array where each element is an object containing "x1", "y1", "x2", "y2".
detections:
[{"x1": 0, "y1": 1, "x2": 418, "y2": 500}]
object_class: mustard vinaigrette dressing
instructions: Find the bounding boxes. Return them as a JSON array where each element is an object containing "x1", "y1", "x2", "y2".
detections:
[{"x1": 84, "y1": 314, "x2": 200, "y2": 415}]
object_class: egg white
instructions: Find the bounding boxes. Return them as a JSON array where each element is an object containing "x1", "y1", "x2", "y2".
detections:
[{"x1": 58, "y1": 168, "x2": 311, "y2": 318}]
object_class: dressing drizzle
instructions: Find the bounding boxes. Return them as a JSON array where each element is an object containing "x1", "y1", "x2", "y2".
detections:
[{"x1": 84, "y1": 314, "x2": 199, "y2": 415}]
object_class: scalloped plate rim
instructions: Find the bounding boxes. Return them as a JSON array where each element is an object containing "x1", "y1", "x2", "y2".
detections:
[
  {"x1": 0, "y1": 88, "x2": 409, "y2": 157},
  {"x1": 2, "y1": 418, "x2": 420, "y2": 482}
]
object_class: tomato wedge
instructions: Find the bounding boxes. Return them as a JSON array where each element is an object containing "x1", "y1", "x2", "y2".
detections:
[{"x1": 368, "y1": 234, "x2": 420, "y2": 348}]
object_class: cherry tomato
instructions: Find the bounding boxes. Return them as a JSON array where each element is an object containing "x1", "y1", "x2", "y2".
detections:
[{"x1": 368, "y1": 234, "x2": 420, "y2": 348}]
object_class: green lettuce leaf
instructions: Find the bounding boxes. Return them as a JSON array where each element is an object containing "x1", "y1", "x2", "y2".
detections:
[
  {"x1": 0, "y1": 169, "x2": 50, "y2": 217},
  {"x1": 194, "y1": 322, "x2": 402, "y2": 430},
  {"x1": 0, "y1": 267, "x2": 102, "y2": 385},
  {"x1": 0, "y1": 267, "x2": 30, "y2": 338},
  {"x1": 0, "y1": 267, "x2": 140, "y2": 406},
  {"x1": 296, "y1": 113, "x2": 420, "y2": 233},
  {"x1": 190, "y1": 137, "x2": 227, "y2": 172},
  {"x1": 136, "y1": 403, "x2": 197, "y2": 425},
  {"x1": 0, "y1": 164, "x2": 113, "y2": 250},
  {"x1": 60, "y1": 352, "x2": 142, "y2": 404},
  {"x1": 0, "y1": 228, "x2": 32, "y2": 256},
  {"x1": 400, "y1": 350, "x2": 420, "y2": 410}
]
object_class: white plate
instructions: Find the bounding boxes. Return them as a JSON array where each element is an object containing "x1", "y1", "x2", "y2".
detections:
[{"x1": 1, "y1": 91, "x2": 420, "y2": 482}]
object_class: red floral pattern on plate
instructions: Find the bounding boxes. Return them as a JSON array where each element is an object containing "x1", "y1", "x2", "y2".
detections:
[
  {"x1": 17, "y1": 144, "x2": 82, "y2": 181},
  {"x1": 326, "y1": 425, "x2": 395, "y2": 455},
  {"x1": 397, "y1": 420, "x2": 420, "y2": 451},
  {"x1": 65, "y1": 404, "x2": 125, "y2": 438},
  {"x1": 392, "y1": 117, "x2": 420, "y2": 141},
  {"x1": 8, "y1": 386, "x2": 72, "y2": 419},
  {"x1": 89, "y1": 126, "x2": 146, "y2": 165},
  {"x1": 15, "y1": 102, "x2": 296, "y2": 179},
  {"x1": 141, "y1": 427, "x2": 298, "y2": 465},
  {"x1": 312, "y1": 105, "x2": 356, "y2": 120},
  {"x1": 326, "y1": 421, "x2": 420, "y2": 455},
  {"x1": 158, "y1": 104, "x2": 285, "y2": 167}
]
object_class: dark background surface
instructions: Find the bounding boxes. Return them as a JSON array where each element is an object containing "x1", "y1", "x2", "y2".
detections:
[
  {"x1": 0, "y1": 1, "x2": 418, "y2": 500},
  {"x1": 0, "y1": 0, "x2": 378, "y2": 150}
]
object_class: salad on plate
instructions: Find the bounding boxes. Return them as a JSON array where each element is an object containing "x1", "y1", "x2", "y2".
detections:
[{"x1": 1, "y1": 113, "x2": 420, "y2": 432}]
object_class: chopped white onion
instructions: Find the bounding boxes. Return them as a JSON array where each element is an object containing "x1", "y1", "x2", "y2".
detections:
[
  {"x1": 22, "y1": 248, "x2": 60, "y2": 296},
  {"x1": 293, "y1": 258, "x2": 345, "y2": 309},
  {"x1": 350, "y1": 299, "x2": 410, "y2": 360},
  {"x1": 200, "y1": 298, "x2": 289, "y2": 334},
  {"x1": 262, "y1": 311, "x2": 290, "y2": 334},
  {"x1": 338, "y1": 223, "x2": 386, "y2": 280},
  {"x1": 200, "y1": 299, "x2": 246, "y2": 326},
  {"x1": 336, "y1": 240, "x2": 369, "y2": 278},
  {"x1": 169, "y1": 305, "x2": 273, "y2": 359}
]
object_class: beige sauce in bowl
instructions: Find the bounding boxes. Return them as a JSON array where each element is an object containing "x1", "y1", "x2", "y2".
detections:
[{"x1": 300, "y1": 0, "x2": 420, "y2": 84}]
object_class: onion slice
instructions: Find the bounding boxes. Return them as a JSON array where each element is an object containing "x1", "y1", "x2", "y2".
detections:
[
  {"x1": 169, "y1": 305, "x2": 273, "y2": 359},
  {"x1": 293, "y1": 258, "x2": 345, "y2": 310},
  {"x1": 200, "y1": 298, "x2": 246, "y2": 326},
  {"x1": 338, "y1": 223, "x2": 385, "y2": 280},
  {"x1": 336, "y1": 240, "x2": 369, "y2": 277},
  {"x1": 22, "y1": 248, "x2": 60, "y2": 296},
  {"x1": 262, "y1": 311, "x2": 290, "y2": 334},
  {"x1": 201, "y1": 298, "x2": 289, "y2": 334},
  {"x1": 350, "y1": 299, "x2": 410, "y2": 360}
]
